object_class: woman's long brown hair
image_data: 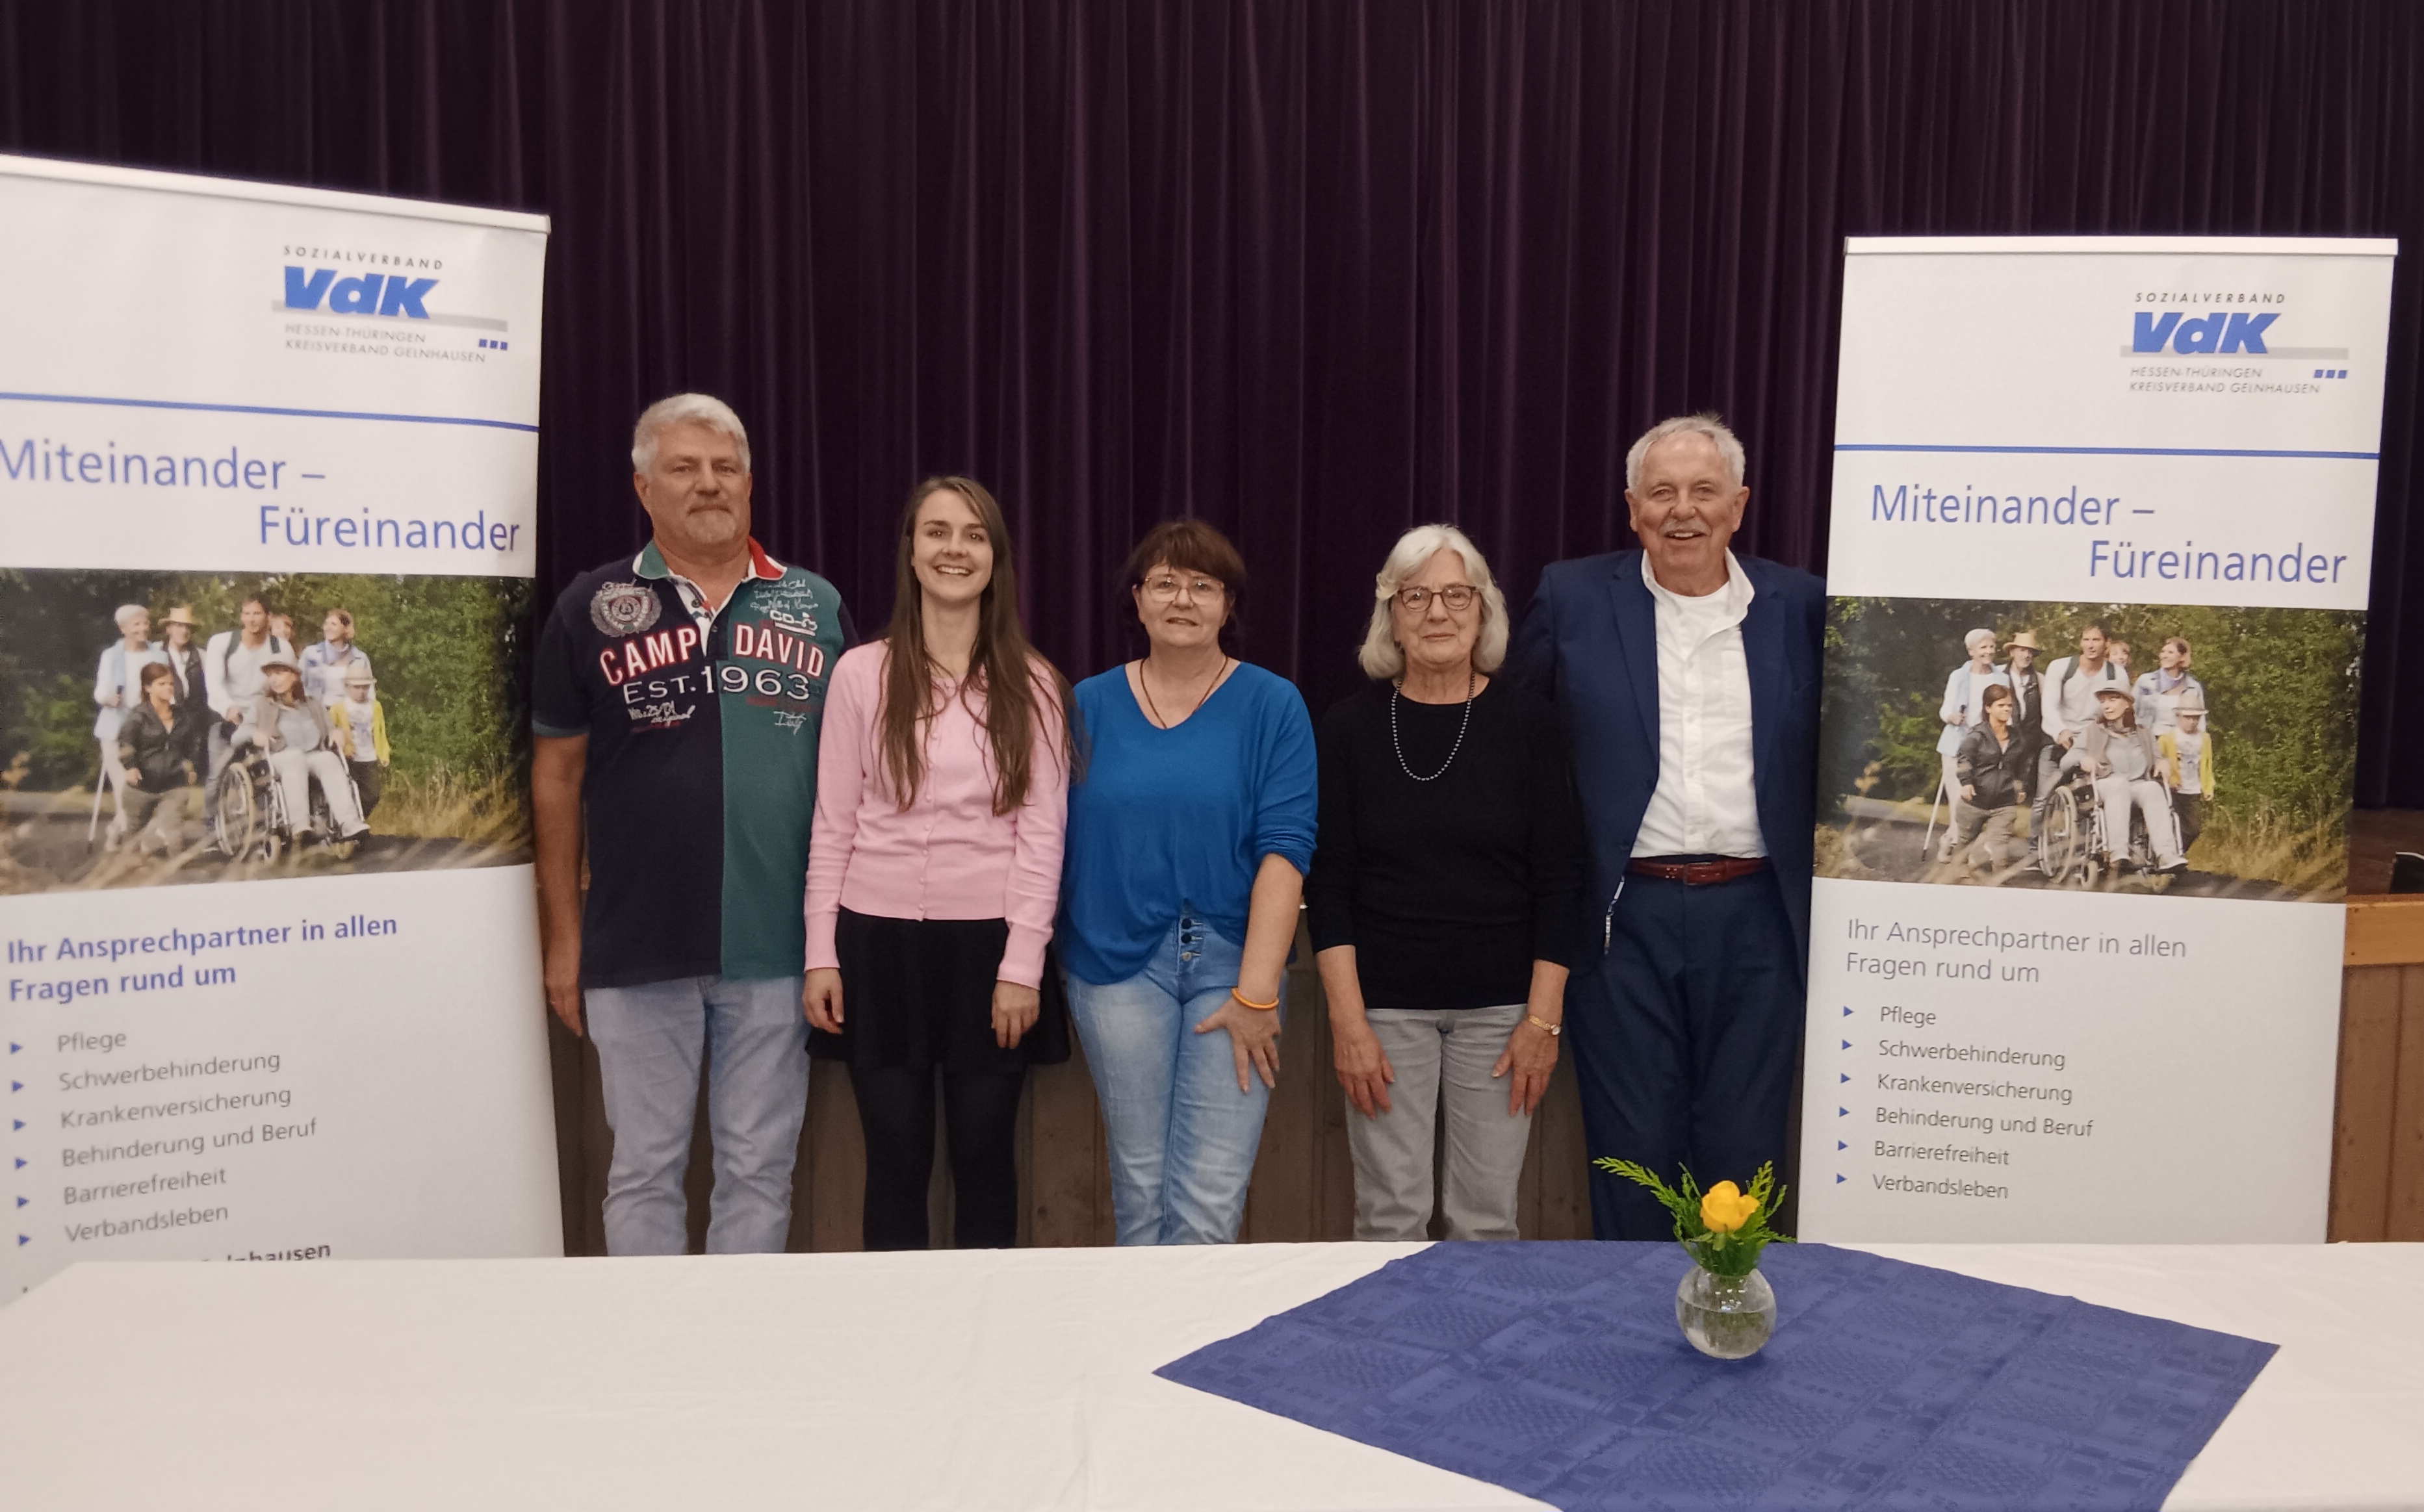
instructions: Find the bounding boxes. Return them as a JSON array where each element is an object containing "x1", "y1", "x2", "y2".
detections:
[{"x1": 877, "y1": 475, "x2": 1073, "y2": 814}]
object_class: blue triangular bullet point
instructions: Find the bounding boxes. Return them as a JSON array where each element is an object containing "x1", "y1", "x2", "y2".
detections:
[
  {"x1": 1838, "y1": 1107, "x2": 1848, "y2": 1116},
  {"x1": 1837, "y1": 1140, "x2": 1846, "y2": 1150},
  {"x1": 1839, "y1": 1072, "x2": 1850, "y2": 1083},
  {"x1": 8, "y1": 1081, "x2": 19, "y2": 1093},
  {"x1": 6, "y1": 1042, "x2": 18, "y2": 1053},
  {"x1": 1835, "y1": 1173, "x2": 1846, "y2": 1183},
  {"x1": 1841, "y1": 1040, "x2": 1851, "y2": 1049},
  {"x1": 9, "y1": 1120, "x2": 18, "y2": 1131},
  {"x1": 1841, "y1": 1006, "x2": 1851, "y2": 1016},
  {"x1": 12, "y1": 1196, "x2": 22, "y2": 1207},
  {"x1": 16, "y1": 1235, "x2": 27, "y2": 1246},
  {"x1": 12, "y1": 1158, "x2": 23, "y2": 1169}
]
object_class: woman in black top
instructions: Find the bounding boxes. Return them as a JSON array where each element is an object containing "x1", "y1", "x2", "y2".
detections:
[
  {"x1": 116, "y1": 661, "x2": 202, "y2": 860},
  {"x1": 1952, "y1": 682, "x2": 2032, "y2": 876},
  {"x1": 1308, "y1": 525, "x2": 1586, "y2": 1241}
]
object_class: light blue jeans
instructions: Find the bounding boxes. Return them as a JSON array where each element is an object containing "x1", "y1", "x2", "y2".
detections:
[
  {"x1": 1065, "y1": 914, "x2": 1277, "y2": 1244},
  {"x1": 585, "y1": 974, "x2": 809, "y2": 1256}
]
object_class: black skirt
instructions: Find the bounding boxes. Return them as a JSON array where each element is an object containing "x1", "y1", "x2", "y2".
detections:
[{"x1": 808, "y1": 908, "x2": 1072, "y2": 1071}]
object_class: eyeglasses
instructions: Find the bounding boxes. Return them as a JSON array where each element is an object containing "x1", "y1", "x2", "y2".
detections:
[
  {"x1": 1142, "y1": 575, "x2": 1224, "y2": 602},
  {"x1": 1395, "y1": 584, "x2": 1478, "y2": 612}
]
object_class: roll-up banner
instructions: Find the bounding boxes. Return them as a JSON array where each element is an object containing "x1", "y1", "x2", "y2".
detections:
[
  {"x1": 0, "y1": 156, "x2": 560, "y2": 1296},
  {"x1": 1801, "y1": 236, "x2": 2395, "y2": 1241}
]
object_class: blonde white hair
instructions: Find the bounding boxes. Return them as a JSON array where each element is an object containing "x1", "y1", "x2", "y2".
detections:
[
  {"x1": 1625, "y1": 412, "x2": 1747, "y2": 493},
  {"x1": 1965, "y1": 628, "x2": 1996, "y2": 653},
  {"x1": 1358, "y1": 524, "x2": 1510, "y2": 680},
  {"x1": 113, "y1": 603, "x2": 149, "y2": 632},
  {"x1": 632, "y1": 392, "x2": 751, "y2": 474}
]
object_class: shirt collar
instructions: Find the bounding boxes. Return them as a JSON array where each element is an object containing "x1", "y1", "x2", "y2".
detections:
[
  {"x1": 1640, "y1": 548, "x2": 1754, "y2": 619},
  {"x1": 632, "y1": 538, "x2": 784, "y2": 582}
]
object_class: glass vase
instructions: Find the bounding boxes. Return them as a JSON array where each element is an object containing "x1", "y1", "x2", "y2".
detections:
[{"x1": 1674, "y1": 1262, "x2": 1776, "y2": 1359}]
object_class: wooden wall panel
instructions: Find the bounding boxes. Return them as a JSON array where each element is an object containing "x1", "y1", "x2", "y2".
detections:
[
  {"x1": 550, "y1": 909, "x2": 2424, "y2": 1253},
  {"x1": 2327, "y1": 909, "x2": 2424, "y2": 1244},
  {"x1": 1237, "y1": 947, "x2": 1331, "y2": 1241},
  {"x1": 545, "y1": 1018, "x2": 606, "y2": 1257},
  {"x1": 2390, "y1": 965, "x2": 2424, "y2": 1241},
  {"x1": 554, "y1": 918, "x2": 1597, "y2": 1254},
  {"x1": 2345, "y1": 896, "x2": 2424, "y2": 966},
  {"x1": 1531, "y1": 1063, "x2": 1592, "y2": 1237},
  {"x1": 2328, "y1": 967, "x2": 2404, "y2": 1241},
  {"x1": 1024, "y1": 1056, "x2": 1114, "y2": 1247}
]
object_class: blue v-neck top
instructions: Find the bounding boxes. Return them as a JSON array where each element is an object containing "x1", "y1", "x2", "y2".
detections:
[{"x1": 1059, "y1": 661, "x2": 1318, "y2": 986}]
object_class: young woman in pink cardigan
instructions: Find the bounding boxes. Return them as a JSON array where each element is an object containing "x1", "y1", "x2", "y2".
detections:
[{"x1": 803, "y1": 476, "x2": 1074, "y2": 1249}]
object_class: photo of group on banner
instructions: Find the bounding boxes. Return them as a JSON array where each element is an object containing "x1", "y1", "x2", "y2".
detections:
[
  {"x1": 0, "y1": 570, "x2": 534, "y2": 894},
  {"x1": 1815, "y1": 597, "x2": 2364, "y2": 900},
  {"x1": 90, "y1": 598, "x2": 384, "y2": 862}
]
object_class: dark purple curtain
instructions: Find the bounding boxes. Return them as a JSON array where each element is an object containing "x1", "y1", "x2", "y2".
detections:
[{"x1": 7, "y1": 1, "x2": 2421, "y2": 801}]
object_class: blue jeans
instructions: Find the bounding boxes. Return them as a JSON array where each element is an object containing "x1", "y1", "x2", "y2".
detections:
[
  {"x1": 1064, "y1": 914, "x2": 1276, "y2": 1244},
  {"x1": 584, "y1": 975, "x2": 809, "y2": 1255}
]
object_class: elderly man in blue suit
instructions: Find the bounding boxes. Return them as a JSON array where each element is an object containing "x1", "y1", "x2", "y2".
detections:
[{"x1": 1509, "y1": 413, "x2": 1824, "y2": 1240}]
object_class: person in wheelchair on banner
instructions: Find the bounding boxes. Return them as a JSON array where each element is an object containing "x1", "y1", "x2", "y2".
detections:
[
  {"x1": 2076, "y1": 684, "x2": 2185, "y2": 874},
  {"x1": 1950, "y1": 683, "x2": 2031, "y2": 877},
  {"x1": 2035, "y1": 621, "x2": 2126, "y2": 862},
  {"x1": 115, "y1": 660, "x2": 201, "y2": 860},
  {"x1": 232, "y1": 651, "x2": 369, "y2": 847}
]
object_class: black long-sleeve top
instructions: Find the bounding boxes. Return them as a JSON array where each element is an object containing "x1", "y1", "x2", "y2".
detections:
[
  {"x1": 1955, "y1": 721, "x2": 2033, "y2": 811},
  {"x1": 1306, "y1": 677, "x2": 1586, "y2": 1011},
  {"x1": 116, "y1": 703, "x2": 201, "y2": 791}
]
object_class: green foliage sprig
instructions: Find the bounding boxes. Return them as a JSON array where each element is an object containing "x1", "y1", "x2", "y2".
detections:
[{"x1": 1593, "y1": 1158, "x2": 1792, "y2": 1278}]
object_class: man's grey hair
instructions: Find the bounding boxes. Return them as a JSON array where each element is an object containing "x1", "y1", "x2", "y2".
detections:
[
  {"x1": 632, "y1": 392, "x2": 751, "y2": 474},
  {"x1": 114, "y1": 603, "x2": 149, "y2": 632},
  {"x1": 1358, "y1": 524, "x2": 1511, "y2": 680},
  {"x1": 1624, "y1": 412, "x2": 1747, "y2": 493}
]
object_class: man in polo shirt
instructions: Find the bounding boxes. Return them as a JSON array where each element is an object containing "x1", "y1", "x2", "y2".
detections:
[{"x1": 533, "y1": 393, "x2": 852, "y2": 1255}]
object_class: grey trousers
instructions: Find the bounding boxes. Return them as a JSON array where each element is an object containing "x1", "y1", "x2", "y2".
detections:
[{"x1": 1345, "y1": 1001, "x2": 1532, "y2": 1242}]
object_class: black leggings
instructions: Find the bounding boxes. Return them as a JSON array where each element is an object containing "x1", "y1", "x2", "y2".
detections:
[{"x1": 848, "y1": 1065, "x2": 1025, "y2": 1250}]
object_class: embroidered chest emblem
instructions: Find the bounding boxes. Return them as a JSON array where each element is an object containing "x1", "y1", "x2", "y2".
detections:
[
  {"x1": 589, "y1": 581, "x2": 662, "y2": 637},
  {"x1": 762, "y1": 601, "x2": 821, "y2": 638}
]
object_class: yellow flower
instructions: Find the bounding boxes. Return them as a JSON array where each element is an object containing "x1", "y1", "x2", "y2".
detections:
[{"x1": 1699, "y1": 1181, "x2": 1760, "y2": 1235}]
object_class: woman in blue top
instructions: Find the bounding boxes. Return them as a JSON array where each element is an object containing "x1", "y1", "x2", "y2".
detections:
[{"x1": 1061, "y1": 520, "x2": 1318, "y2": 1244}]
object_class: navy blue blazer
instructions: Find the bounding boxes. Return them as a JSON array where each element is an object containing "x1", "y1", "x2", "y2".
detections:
[{"x1": 1506, "y1": 549, "x2": 1825, "y2": 964}]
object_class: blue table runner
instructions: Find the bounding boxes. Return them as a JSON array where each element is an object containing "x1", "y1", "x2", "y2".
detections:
[{"x1": 1157, "y1": 1242, "x2": 2275, "y2": 1511}]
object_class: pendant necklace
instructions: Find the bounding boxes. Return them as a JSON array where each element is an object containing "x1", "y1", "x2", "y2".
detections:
[
  {"x1": 1142, "y1": 656, "x2": 1230, "y2": 728},
  {"x1": 1391, "y1": 670, "x2": 1475, "y2": 781}
]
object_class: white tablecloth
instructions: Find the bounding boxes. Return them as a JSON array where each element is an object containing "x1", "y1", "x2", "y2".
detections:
[{"x1": 1, "y1": 1242, "x2": 2419, "y2": 1510}]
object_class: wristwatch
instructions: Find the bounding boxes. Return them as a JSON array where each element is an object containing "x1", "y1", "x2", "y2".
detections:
[{"x1": 1525, "y1": 1014, "x2": 1562, "y2": 1036}]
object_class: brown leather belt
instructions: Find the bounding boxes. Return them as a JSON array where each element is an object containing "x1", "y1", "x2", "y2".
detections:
[{"x1": 1627, "y1": 856, "x2": 1771, "y2": 886}]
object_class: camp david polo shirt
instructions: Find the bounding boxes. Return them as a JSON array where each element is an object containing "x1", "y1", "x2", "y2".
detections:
[{"x1": 533, "y1": 538, "x2": 853, "y2": 988}]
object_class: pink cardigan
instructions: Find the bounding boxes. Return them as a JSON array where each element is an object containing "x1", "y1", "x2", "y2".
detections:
[{"x1": 805, "y1": 643, "x2": 1069, "y2": 988}]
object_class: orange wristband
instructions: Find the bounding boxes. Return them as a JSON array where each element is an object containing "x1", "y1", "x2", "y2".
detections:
[{"x1": 1230, "y1": 987, "x2": 1280, "y2": 1012}]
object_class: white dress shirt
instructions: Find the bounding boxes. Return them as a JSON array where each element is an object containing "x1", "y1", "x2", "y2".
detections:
[{"x1": 1633, "y1": 550, "x2": 1766, "y2": 858}]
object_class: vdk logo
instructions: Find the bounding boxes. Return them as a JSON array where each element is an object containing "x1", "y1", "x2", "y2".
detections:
[
  {"x1": 283, "y1": 266, "x2": 437, "y2": 319},
  {"x1": 2132, "y1": 310, "x2": 2276, "y2": 355}
]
